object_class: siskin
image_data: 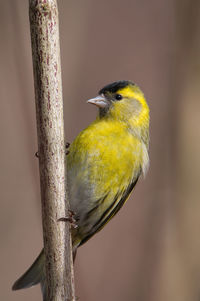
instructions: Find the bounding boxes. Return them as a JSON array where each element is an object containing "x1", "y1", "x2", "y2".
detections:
[{"x1": 12, "y1": 80, "x2": 150, "y2": 294}]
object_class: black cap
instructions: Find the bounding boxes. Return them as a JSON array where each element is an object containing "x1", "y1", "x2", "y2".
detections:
[{"x1": 99, "y1": 80, "x2": 135, "y2": 95}]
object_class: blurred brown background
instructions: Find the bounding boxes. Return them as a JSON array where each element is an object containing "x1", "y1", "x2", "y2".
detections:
[{"x1": 1, "y1": 0, "x2": 200, "y2": 300}]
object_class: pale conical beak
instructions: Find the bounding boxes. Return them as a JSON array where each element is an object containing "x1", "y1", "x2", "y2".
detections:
[{"x1": 87, "y1": 95, "x2": 108, "y2": 108}]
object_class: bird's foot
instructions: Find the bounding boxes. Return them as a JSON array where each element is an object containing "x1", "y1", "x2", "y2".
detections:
[
  {"x1": 65, "y1": 142, "x2": 70, "y2": 155},
  {"x1": 58, "y1": 210, "x2": 78, "y2": 229}
]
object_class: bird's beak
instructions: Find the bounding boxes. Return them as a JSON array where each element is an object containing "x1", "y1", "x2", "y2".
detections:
[{"x1": 87, "y1": 95, "x2": 108, "y2": 108}]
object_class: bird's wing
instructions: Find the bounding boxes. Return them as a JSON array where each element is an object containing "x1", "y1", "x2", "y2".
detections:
[{"x1": 79, "y1": 174, "x2": 140, "y2": 246}]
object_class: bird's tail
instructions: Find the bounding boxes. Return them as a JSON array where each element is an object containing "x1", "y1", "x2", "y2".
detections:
[
  {"x1": 12, "y1": 250, "x2": 45, "y2": 291},
  {"x1": 12, "y1": 246, "x2": 78, "y2": 298}
]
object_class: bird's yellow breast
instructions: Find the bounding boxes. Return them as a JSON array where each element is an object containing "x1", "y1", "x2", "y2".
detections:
[{"x1": 67, "y1": 119, "x2": 143, "y2": 199}]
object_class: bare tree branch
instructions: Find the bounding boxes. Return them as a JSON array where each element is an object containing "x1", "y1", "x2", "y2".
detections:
[{"x1": 29, "y1": 1, "x2": 75, "y2": 300}]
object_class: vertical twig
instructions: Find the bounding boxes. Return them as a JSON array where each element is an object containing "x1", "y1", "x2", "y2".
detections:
[{"x1": 29, "y1": 1, "x2": 75, "y2": 300}]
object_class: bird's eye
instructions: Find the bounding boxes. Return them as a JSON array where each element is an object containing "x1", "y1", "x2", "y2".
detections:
[{"x1": 115, "y1": 94, "x2": 123, "y2": 101}]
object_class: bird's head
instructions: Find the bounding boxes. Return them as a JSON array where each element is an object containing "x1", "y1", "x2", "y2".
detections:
[{"x1": 87, "y1": 81, "x2": 149, "y2": 131}]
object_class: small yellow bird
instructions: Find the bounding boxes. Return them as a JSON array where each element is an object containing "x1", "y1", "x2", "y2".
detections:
[{"x1": 12, "y1": 80, "x2": 150, "y2": 294}]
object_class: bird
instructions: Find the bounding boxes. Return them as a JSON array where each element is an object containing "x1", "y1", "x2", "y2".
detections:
[{"x1": 12, "y1": 80, "x2": 150, "y2": 294}]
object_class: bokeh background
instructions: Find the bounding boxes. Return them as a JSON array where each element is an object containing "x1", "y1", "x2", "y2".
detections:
[{"x1": 1, "y1": 0, "x2": 200, "y2": 300}]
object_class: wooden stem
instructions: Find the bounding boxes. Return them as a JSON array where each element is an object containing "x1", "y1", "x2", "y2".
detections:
[{"x1": 29, "y1": 1, "x2": 75, "y2": 300}]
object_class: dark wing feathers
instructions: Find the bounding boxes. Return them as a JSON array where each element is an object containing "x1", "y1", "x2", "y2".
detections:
[{"x1": 80, "y1": 176, "x2": 139, "y2": 246}]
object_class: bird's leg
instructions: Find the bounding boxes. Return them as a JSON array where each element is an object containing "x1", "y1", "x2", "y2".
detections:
[
  {"x1": 65, "y1": 142, "x2": 70, "y2": 155},
  {"x1": 58, "y1": 210, "x2": 78, "y2": 229}
]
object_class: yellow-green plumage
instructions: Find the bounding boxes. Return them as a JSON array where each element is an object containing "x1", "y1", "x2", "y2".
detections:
[
  {"x1": 12, "y1": 80, "x2": 150, "y2": 294},
  {"x1": 68, "y1": 119, "x2": 144, "y2": 247}
]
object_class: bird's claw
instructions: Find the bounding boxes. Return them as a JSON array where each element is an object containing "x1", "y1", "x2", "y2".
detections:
[
  {"x1": 58, "y1": 210, "x2": 78, "y2": 229},
  {"x1": 65, "y1": 142, "x2": 70, "y2": 155}
]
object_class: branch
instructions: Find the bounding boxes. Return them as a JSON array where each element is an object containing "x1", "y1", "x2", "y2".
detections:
[{"x1": 29, "y1": 1, "x2": 75, "y2": 300}]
